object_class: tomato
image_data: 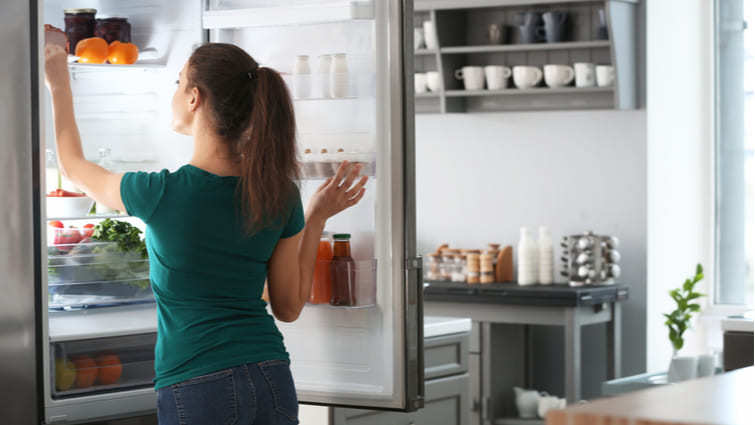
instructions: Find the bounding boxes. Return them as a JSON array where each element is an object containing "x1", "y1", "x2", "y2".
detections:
[
  {"x1": 47, "y1": 189, "x2": 85, "y2": 197},
  {"x1": 81, "y1": 223, "x2": 95, "y2": 238},
  {"x1": 55, "y1": 227, "x2": 82, "y2": 250},
  {"x1": 49, "y1": 220, "x2": 64, "y2": 229}
]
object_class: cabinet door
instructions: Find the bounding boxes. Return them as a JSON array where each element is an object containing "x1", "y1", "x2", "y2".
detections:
[{"x1": 333, "y1": 374, "x2": 469, "y2": 425}]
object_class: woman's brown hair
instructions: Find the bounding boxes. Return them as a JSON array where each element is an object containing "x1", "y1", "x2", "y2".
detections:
[{"x1": 186, "y1": 43, "x2": 299, "y2": 233}]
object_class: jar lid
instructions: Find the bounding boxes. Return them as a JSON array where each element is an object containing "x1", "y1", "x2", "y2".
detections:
[
  {"x1": 65, "y1": 8, "x2": 97, "y2": 14},
  {"x1": 332, "y1": 233, "x2": 351, "y2": 239}
]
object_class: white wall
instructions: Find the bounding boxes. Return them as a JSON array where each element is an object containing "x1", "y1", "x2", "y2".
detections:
[
  {"x1": 646, "y1": 0, "x2": 715, "y2": 371},
  {"x1": 416, "y1": 110, "x2": 647, "y2": 397}
]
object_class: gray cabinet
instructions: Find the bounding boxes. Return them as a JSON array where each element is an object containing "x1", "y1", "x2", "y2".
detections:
[
  {"x1": 413, "y1": 0, "x2": 638, "y2": 113},
  {"x1": 332, "y1": 332, "x2": 470, "y2": 425}
]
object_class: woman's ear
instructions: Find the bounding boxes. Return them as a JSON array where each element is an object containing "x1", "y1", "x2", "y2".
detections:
[{"x1": 189, "y1": 86, "x2": 200, "y2": 112}]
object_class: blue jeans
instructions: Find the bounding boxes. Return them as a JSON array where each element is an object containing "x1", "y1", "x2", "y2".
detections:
[{"x1": 157, "y1": 360, "x2": 299, "y2": 425}]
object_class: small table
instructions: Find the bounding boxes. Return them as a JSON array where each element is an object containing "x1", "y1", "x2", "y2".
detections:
[{"x1": 423, "y1": 282, "x2": 629, "y2": 405}]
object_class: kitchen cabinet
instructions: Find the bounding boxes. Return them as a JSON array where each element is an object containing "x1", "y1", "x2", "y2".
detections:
[
  {"x1": 332, "y1": 317, "x2": 472, "y2": 425},
  {"x1": 413, "y1": 0, "x2": 638, "y2": 113}
]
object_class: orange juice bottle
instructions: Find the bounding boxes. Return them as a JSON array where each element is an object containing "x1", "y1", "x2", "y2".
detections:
[{"x1": 310, "y1": 235, "x2": 333, "y2": 304}]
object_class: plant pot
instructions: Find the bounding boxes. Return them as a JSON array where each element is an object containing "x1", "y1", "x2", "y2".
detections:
[{"x1": 668, "y1": 355, "x2": 698, "y2": 382}]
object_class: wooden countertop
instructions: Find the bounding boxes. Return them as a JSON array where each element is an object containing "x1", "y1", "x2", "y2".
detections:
[{"x1": 547, "y1": 367, "x2": 753, "y2": 425}]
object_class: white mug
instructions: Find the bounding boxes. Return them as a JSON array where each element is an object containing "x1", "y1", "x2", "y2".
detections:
[
  {"x1": 414, "y1": 27, "x2": 425, "y2": 51},
  {"x1": 423, "y1": 21, "x2": 438, "y2": 50},
  {"x1": 596, "y1": 65, "x2": 615, "y2": 87},
  {"x1": 484, "y1": 65, "x2": 512, "y2": 90},
  {"x1": 544, "y1": 64, "x2": 575, "y2": 88},
  {"x1": 697, "y1": 354, "x2": 716, "y2": 377},
  {"x1": 512, "y1": 66, "x2": 543, "y2": 89},
  {"x1": 426, "y1": 71, "x2": 441, "y2": 92},
  {"x1": 414, "y1": 73, "x2": 428, "y2": 93},
  {"x1": 455, "y1": 66, "x2": 485, "y2": 91},
  {"x1": 574, "y1": 62, "x2": 597, "y2": 88}
]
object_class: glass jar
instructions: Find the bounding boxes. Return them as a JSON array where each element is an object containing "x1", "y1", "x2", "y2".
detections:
[
  {"x1": 425, "y1": 254, "x2": 442, "y2": 281},
  {"x1": 310, "y1": 234, "x2": 333, "y2": 304},
  {"x1": 94, "y1": 17, "x2": 131, "y2": 44},
  {"x1": 64, "y1": 8, "x2": 97, "y2": 53},
  {"x1": 440, "y1": 249, "x2": 458, "y2": 281},
  {"x1": 45, "y1": 149, "x2": 59, "y2": 194},
  {"x1": 95, "y1": 148, "x2": 115, "y2": 214},
  {"x1": 451, "y1": 255, "x2": 467, "y2": 282},
  {"x1": 330, "y1": 233, "x2": 356, "y2": 306}
]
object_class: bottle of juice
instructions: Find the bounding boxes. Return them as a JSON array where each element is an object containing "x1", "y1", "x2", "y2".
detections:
[
  {"x1": 310, "y1": 234, "x2": 333, "y2": 304},
  {"x1": 330, "y1": 233, "x2": 356, "y2": 306}
]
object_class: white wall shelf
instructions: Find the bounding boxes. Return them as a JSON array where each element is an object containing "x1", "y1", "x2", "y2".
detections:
[
  {"x1": 445, "y1": 86, "x2": 613, "y2": 97},
  {"x1": 415, "y1": 0, "x2": 637, "y2": 11},
  {"x1": 202, "y1": 1, "x2": 374, "y2": 29}
]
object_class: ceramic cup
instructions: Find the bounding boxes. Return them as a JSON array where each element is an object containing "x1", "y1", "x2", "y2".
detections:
[
  {"x1": 514, "y1": 387, "x2": 541, "y2": 419},
  {"x1": 513, "y1": 65, "x2": 543, "y2": 89},
  {"x1": 596, "y1": 65, "x2": 615, "y2": 87},
  {"x1": 668, "y1": 355, "x2": 698, "y2": 383},
  {"x1": 423, "y1": 20, "x2": 438, "y2": 50},
  {"x1": 487, "y1": 23, "x2": 504, "y2": 44},
  {"x1": 426, "y1": 71, "x2": 441, "y2": 92},
  {"x1": 414, "y1": 27, "x2": 424, "y2": 51},
  {"x1": 414, "y1": 73, "x2": 428, "y2": 93},
  {"x1": 697, "y1": 354, "x2": 716, "y2": 377},
  {"x1": 538, "y1": 395, "x2": 566, "y2": 419},
  {"x1": 574, "y1": 62, "x2": 597, "y2": 87},
  {"x1": 455, "y1": 66, "x2": 485, "y2": 91},
  {"x1": 484, "y1": 65, "x2": 512, "y2": 90},
  {"x1": 544, "y1": 64, "x2": 575, "y2": 88}
]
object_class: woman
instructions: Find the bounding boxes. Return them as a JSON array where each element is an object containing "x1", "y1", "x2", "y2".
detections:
[{"x1": 45, "y1": 42, "x2": 368, "y2": 424}]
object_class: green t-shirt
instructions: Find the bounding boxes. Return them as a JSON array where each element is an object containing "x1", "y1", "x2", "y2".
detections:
[{"x1": 120, "y1": 164, "x2": 304, "y2": 389}]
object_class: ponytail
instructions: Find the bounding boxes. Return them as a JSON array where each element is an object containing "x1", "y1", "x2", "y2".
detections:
[
  {"x1": 186, "y1": 43, "x2": 299, "y2": 234},
  {"x1": 238, "y1": 67, "x2": 299, "y2": 232}
]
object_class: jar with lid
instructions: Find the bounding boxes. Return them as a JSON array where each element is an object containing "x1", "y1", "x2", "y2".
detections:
[
  {"x1": 425, "y1": 253, "x2": 442, "y2": 281},
  {"x1": 439, "y1": 249, "x2": 457, "y2": 281},
  {"x1": 330, "y1": 233, "x2": 356, "y2": 306},
  {"x1": 95, "y1": 148, "x2": 116, "y2": 214},
  {"x1": 310, "y1": 233, "x2": 333, "y2": 304},
  {"x1": 480, "y1": 253, "x2": 495, "y2": 284},
  {"x1": 466, "y1": 253, "x2": 481, "y2": 284},
  {"x1": 451, "y1": 254, "x2": 467, "y2": 282},
  {"x1": 64, "y1": 8, "x2": 97, "y2": 53},
  {"x1": 94, "y1": 17, "x2": 131, "y2": 44}
]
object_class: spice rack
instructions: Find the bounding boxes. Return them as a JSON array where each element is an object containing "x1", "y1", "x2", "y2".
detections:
[{"x1": 413, "y1": 0, "x2": 637, "y2": 113}]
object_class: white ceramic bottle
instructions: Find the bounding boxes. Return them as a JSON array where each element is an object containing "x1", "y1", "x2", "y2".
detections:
[
  {"x1": 538, "y1": 226, "x2": 553, "y2": 284},
  {"x1": 317, "y1": 54, "x2": 332, "y2": 98},
  {"x1": 292, "y1": 55, "x2": 311, "y2": 99},
  {"x1": 330, "y1": 53, "x2": 349, "y2": 98},
  {"x1": 517, "y1": 227, "x2": 538, "y2": 285}
]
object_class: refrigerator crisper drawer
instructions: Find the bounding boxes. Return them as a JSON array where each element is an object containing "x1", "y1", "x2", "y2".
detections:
[
  {"x1": 48, "y1": 241, "x2": 153, "y2": 309},
  {"x1": 51, "y1": 334, "x2": 156, "y2": 399}
]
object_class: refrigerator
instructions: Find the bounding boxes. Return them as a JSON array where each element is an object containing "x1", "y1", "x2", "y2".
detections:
[{"x1": 0, "y1": 0, "x2": 422, "y2": 423}]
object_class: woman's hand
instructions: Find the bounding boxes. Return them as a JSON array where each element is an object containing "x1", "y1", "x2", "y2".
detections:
[
  {"x1": 44, "y1": 43, "x2": 71, "y2": 92},
  {"x1": 306, "y1": 161, "x2": 368, "y2": 224}
]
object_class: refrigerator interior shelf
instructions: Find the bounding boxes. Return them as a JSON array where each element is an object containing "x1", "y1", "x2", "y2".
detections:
[
  {"x1": 52, "y1": 370, "x2": 153, "y2": 399},
  {"x1": 202, "y1": 1, "x2": 374, "y2": 29},
  {"x1": 49, "y1": 305, "x2": 157, "y2": 342},
  {"x1": 294, "y1": 95, "x2": 359, "y2": 102},
  {"x1": 47, "y1": 214, "x2": 130, "y2": 222},
  {"x1": 69, "y1": 63, "x2": 166, "y2": 75}
]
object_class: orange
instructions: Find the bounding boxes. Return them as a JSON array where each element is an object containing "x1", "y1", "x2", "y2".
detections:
[
  {"x1": 72, "y1": 355, "x2": 98, "y2": 388},
  {"x1": 107, "y1": 41, "x2": 139, "y2": 65},
  {"x1": 75, "y1": 37, "x2": 108, "y2": 64},
  {"x1": 95, "y1": 353, "x2": 123, "y2": 385}
]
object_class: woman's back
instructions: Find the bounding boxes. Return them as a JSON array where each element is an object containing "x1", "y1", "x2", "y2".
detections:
[{"x1": 122, "y1": 164, "x2": 304, "y2": 389}]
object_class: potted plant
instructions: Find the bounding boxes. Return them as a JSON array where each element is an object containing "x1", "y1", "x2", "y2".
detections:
[{"x1": 664, "y1": 263, "x2": 705, "y2": 382}]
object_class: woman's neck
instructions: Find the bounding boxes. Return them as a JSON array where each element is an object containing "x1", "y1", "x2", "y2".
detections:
[{"x1": 189, "y1": 127, "x2": 241, "y2": 177}]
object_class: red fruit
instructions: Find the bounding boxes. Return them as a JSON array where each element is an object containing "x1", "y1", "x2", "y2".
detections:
[
  {"x1": 49, "y1": 220, "x2": 64, "y2": 229},
  {"x1": 55, "y1": 226, "x2": 82, "y2": 251},
  {"x1": 72, "y1": 355, "x2": 98, "y2": 388},
  {"x1": 81, "y1": 223, "x2": 95, "y2": 238}
]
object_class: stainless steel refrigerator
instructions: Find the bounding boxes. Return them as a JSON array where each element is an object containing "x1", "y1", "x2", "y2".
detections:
[{"x1": 1, "y1": 1, "x2": 421, "y2": 423}]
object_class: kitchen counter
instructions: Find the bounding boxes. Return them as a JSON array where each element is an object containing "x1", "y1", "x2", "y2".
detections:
[{"x1": 547, "y1": 367, "x2": 754, "y2": 425}]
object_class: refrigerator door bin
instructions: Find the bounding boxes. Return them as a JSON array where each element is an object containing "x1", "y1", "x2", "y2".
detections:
[{"x1": 51, "y1": 333, "x2": 156, "y2": 399}]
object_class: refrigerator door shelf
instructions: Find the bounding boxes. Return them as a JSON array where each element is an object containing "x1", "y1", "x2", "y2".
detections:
[
  {"x1": 300, "y1": 159, "x2": 376, "y2": 180},
  {"x1": 49, "y1": 305, "x2": 157, "y2": 343},
  {"x1": 203, "y1": 1, "x2": 374, "y2": 29}
]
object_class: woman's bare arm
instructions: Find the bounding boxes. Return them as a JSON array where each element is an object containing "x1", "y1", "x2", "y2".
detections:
[
  {"x1": 267, "y1": 163, "x2": 367, "y2": 322},
  {"x1": 45, "y1": 44, "x2": 125, "y2": 211}
]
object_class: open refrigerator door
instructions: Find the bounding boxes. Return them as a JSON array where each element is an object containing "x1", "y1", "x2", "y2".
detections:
[
  {"x1": 205, "y1": 0, "x2": 421, "y2": 411},
  {"x1": 39, "y1": 0, "x2": 420, "y2": 423}
]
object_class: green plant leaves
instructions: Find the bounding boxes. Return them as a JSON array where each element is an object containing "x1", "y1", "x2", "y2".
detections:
[{"x1": 664, "y1": 263, "x2": 706, "y2": 352}]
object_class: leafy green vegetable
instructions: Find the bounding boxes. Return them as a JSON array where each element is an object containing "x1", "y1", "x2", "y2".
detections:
[{"x1": 91, "y1": 219, "x2": 148, "y2": 259}]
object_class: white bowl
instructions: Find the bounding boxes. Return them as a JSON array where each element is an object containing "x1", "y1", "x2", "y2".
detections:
[{"x1": 47, "y1": 196, "x2": 93, "y2": 218}]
